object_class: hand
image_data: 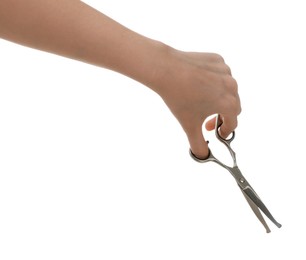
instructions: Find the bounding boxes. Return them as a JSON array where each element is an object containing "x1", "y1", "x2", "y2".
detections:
[{"x1": 153, "y1": 49, "x2": 241, "y2": 159}]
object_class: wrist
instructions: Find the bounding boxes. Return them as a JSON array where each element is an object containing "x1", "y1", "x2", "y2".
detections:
[{"x1": 121, "y1": 37, "x2": 174, "y2": 95}]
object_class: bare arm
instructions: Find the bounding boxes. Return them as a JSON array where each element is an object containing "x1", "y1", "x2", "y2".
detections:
[
  {"x1": 0, "y1": 0, "x2": 241, "y2": 159},
  {"x1": 0, "y1": 0, "x2": 163, "y2": 87}
]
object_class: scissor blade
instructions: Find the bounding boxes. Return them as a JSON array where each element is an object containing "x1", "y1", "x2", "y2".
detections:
[
  {"x1": 240, "y1": 188, "x2": 271, "y2": 233},
  {"x1": 243, "y1": 186, "x2": 282, "y2": 229}
]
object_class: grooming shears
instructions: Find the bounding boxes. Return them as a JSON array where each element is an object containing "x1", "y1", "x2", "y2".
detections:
[{"x1": 189, "y1": 114, "x2": 281, "y2": 233}]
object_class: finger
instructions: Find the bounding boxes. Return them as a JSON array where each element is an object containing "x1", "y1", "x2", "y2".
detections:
[
  {"x1": 219, "y1": 115, "x2": 238, "y2": 138},
  {"x1": 205, "y1": 53, "x2": 225, "y2": 63},
  {"x1": 186, "y1": 125, "x2": 209, "y2": 159},
  {"x1": 206, "y1": 63, "x2": 232, "y2": 76},
  {"x1": 205, "y1": 116, "x2": 217, "y2": 131}
]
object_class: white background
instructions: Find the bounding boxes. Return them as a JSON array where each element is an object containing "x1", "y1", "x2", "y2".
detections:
[{"x1": 1, "y1": 0, "x2": 305, "y2": 259}]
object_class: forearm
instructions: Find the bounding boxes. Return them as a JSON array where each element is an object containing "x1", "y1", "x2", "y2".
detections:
[{"x1": 0, "y1": 0, "x2": 166, "y2": 91}]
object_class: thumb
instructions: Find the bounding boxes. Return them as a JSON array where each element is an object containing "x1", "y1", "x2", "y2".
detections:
[{"x1": 185, "y1": 125, "x2": 209, "y2": 159}]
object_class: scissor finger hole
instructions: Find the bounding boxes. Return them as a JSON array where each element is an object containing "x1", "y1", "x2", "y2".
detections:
[{"x1": 217, "y1": 127, "x2": 235, "y2": 142}]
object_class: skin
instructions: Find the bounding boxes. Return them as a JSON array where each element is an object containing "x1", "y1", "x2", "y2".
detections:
[{"x1": 0, "y1": 0, "x2": 241, "y2": 159}]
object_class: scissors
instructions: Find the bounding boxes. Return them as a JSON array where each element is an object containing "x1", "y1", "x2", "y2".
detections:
[{"x1": 189, "y1": 114, "x2": 282, "y2": 233}]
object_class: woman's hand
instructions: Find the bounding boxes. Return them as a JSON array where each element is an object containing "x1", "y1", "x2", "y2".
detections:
[{"x1": 152, "y1": 48, "x2": 241, "y2": 159}]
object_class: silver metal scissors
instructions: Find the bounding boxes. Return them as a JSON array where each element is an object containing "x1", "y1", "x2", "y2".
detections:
[{"x1": 189, "y1": 114, "x2": 281, "y2": 233}]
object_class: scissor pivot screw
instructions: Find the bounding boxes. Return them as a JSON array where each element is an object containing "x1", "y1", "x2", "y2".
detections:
[{"x1": 239, "y1": 178, "x2": 245, "y2": 183}]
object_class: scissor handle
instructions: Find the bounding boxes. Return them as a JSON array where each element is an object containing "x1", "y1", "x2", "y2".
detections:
[
  {"x1": 189, "y1": 148, "x2": 233, "y2": 171},
  {"x1": 189, "y1": 148, "x2": 216, "y2": 163},
  {"x1": 189, "y1": 114, "x2": 237, "y2": 167},
  {"x1": 215, "y1": 114, "x2": 235, "y2": 145},
  {"x1": 213, "y1": 114, "x2": 237, "y2": 167}
]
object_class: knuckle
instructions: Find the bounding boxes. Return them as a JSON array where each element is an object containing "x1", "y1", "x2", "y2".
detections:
[
  {"x1": 232, "y1": 97, "x2": 241, "y2": 115},
  {"x1": 224, "y1": 64, "x2": 232, "y2": 75},
  {"x1": 211, "y1": 53, "x2": 225, "y2": 63},
  {"x1": 221, "y1": 95, "x2": 241, "y2": 115},
  {"x1": 223, "y1": 75, "x2": 238, "y2": 93},
  {"x1": 237, "y1": 102, "x2": 242, "y2": 115}
]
